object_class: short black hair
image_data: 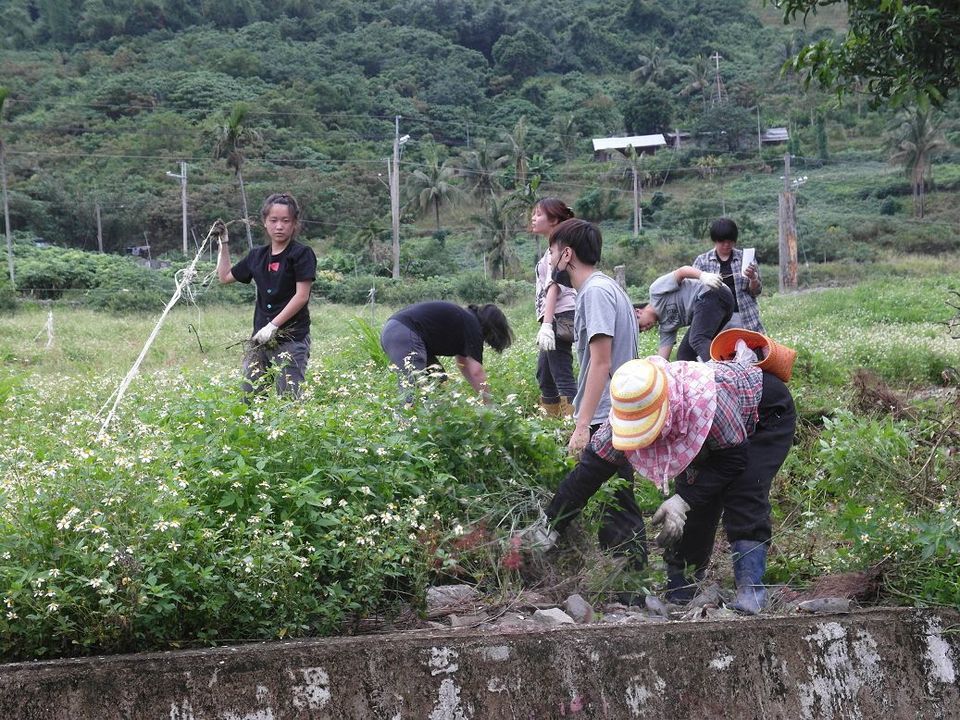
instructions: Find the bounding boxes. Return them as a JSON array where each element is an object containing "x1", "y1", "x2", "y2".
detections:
[
  {"x1": 549, "y1": 218, "x2": 602, "y2": 265},
  {"x1": 470, "y1": 303, "x2": 514, "y2": 353},
  {"x1": 709, "y1": 217, "x2": 738, "y2": 243}
]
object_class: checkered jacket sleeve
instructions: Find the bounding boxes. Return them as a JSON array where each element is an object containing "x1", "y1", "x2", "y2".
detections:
[{"x1": 693, "y1": 249, "x2": 765, "y2": 333}]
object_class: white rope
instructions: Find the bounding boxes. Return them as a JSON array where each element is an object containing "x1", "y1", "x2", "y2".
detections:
[{"x1": 97, "y1": 223, "x2": 219, "y2": 439}]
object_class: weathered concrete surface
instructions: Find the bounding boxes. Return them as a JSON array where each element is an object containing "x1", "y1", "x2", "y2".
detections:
[{"x1": 0, "y1": 607, "x2": 957, "y2": 719}]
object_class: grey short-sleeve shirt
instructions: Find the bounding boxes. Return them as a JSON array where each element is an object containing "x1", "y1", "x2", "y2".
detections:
[{"x1": 574, "y1": 272, "x2": 639, "y2": 425}]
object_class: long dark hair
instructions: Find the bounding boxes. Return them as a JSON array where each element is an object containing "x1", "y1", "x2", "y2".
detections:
[
  {"x1": 535, "y1": 197, "x2": 575, "y2": 225},
  {"x1": 469, "y1": 303, "x2": 514, "y2": 353}
]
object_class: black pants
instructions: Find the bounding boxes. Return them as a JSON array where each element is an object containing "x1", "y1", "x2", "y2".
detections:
[
  {"x1": 545, "y1": 425, "x2": 646, "y2": 557},
  {"x1": 676, "y1": 288, "x2": 734, "y2": 362},
  {"x1": 536, "y1": 326, "x2": 577, "y2": 402},
  {"x1": 666, "y1": 372, "x2": 797, "y2": 571}
]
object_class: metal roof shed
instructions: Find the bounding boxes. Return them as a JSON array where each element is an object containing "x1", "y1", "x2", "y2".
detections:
[
  {"x1": 760, "y1": 127, "x2": 790, "y2": 144},
  {"x1": 591, "y1": 134, "x2": 667, "y2": 161}
]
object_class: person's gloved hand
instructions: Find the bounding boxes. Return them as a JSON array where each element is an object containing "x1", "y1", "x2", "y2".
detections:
[
  {"x1": 536, "y1": 323, "x2": 556, "y2": 352},
  {"x1": 734, "y1": 338, "x2": 755, "y2": 364},
  {"x1": 519, "y1": 510, "x2": 559, "y2": 551},
  {"x1": 212, "y1": 219, "x2": 228, "y2": 247},
  {"x1": 699, "y1": 271, "x2": 724, "y2": 289},
  {"x1": 651, "y1": 494, "x2": 691, "y2": 547},
  {"x1": 253, "y1": 321, "x2": 279, "y2": 345}
]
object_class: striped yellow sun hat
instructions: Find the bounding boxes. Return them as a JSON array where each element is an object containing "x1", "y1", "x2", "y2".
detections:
[{"x1": 608, "y1": 359, "x2": 669, "y2": 450}]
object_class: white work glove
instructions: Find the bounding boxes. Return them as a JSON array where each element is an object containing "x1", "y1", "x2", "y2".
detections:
[
  {"x1": 536, "y1": 323, "x2": 556, "y2": 352},
  {"x1": 253, "y1": 321, "x2": 279, "y2": 345},
  {"x1": 733, "y1": 338, "x2": 756, "y2": 364},
  {"x1": 651, "y1": 494, "x2": 691, "y2": 547},
  {"x1": 699, "y1": 271, "x2": 724, "y2": 289},
  {"x1": 520, "y1": 511, "x2": 559, "y2": 551}
]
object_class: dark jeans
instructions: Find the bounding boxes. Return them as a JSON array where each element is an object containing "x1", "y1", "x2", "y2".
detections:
[
  {"x1": 545, "y1": 425, "x2": 647, "y2": 562},
  {"x1": 666, "y1": 372, "x2": 797, "y2": 571},
  {"x1": 676, "y1": 288, "x2": 734, "y2": 362},
  {"x1": 536, "y1": 333, "x2": 578, "y2": 403},
  {"x1": 242, "y1": 334, "x2": 310, "y2": 398},
  {"x1": 380, "y1": 318, "x2": 445, "y2": 402}
]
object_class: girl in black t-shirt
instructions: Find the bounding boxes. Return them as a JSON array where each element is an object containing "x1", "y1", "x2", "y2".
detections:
[
  {"x1": 380, "y1": 301, "x2": 513, "y2": 405},
  {"x1": 215, "y1": 192, "x2": 317, "y2": 397}
]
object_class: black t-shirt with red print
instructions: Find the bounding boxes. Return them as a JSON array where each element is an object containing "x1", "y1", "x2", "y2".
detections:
[{"x1": 231, "y1": 240, "x2": 317, "y2": 341}]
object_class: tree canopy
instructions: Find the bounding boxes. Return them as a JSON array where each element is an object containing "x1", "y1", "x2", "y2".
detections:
[{"x1": 775, "y1": 0, "x2": 960, "y2": 106}]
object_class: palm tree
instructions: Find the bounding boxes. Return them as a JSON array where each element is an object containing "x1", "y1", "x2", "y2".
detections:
[
  {"x1": 680, "y1": 54, "x2": 711, "y2": 110},
  {"x1": 888, "y1": 107, "x2": 948, "y2": 218},
  {"x1": 350, "y1": 217, "x2": 390, "y2": 273},
  {"x1": 473, "y1": 194, "x2": 522, "y2": 280},
  {"x1": 406, "y1": 149, "x2": 460, "y2": 231},
  {"x1": 551, "y1": 112, "x2": 581, "y2": 162},
  {"x1": 213, "y1": 102, "x2": 262, "y2": 250},
  {"x1": 631, "y1": 42, "x2": 666, "y2": 87},
  {"x1": 0, "y1": 87, "x2": 12, "y2": 285},
  {"x1": 458, "y1": 139, "x2": 506, "y2": 208},
  {"x1": 501, "y1": 116, "x2": 530, "y2": 191}
]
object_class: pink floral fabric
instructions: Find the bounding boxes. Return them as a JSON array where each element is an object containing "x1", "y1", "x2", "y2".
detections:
[{"x1": 624, "y1": 356, "x2": 717, "y2": 492}]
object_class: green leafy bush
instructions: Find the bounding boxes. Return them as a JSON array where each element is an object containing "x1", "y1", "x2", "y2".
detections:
[
  {"x1": 494, "y1": 279, "x2": 530, "y2": 307},
  {"x1": 0, "y1": 364, "x2": 568, "y2": 660},
  {"x1": 83, "y1": 265, "x2": 176, "y2": 312},
  {"x1": 379, "y1": 277, "x2": 456, "y2": 305},
  {"x1": 0, "y1": 280, "x2": 16, "y2": 312},
  {"x1": 454, "y1": 272, "x2": 498, "y2": 304}
]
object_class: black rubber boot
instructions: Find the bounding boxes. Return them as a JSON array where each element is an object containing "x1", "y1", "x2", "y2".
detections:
[{"x1": 665, "y1": 565, "x2": 706, "y2": 605}]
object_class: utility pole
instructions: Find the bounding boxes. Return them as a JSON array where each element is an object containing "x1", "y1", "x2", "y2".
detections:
[
  {"x1": 710, "y1": 52, "x2": 726, "y2": 105},
  {"x1": 95, "y1": 200, "x2": 103, "y2": 253},
  {"x1": 389, "y1": 116, "x2": 409, "y2": 280},
  {"x1": 166, "y1": 161, "x2": 188, "y2": 255},
  {"x1": 756, "y1": 106, "x2": 762, "y2": 157},
  {"x1": 0, "y1": 138, "x2": 12, "y2": 285},
  {"x1": 0, "y1": 87, "x2": 12, "y2": 286},
  {"x1": 390, "y1": 116, "x2": 401, "y2": 279},
  {"x1": 778, "y1": 153, "x2": 798, "y2": 291},
  {"x1": 632, "y1": 166, "x2": 640, "y2": 238}
]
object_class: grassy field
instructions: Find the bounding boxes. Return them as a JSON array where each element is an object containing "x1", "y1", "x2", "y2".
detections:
[{"x1": 0, "y1": 267, "x2": 958, "y2": 660}]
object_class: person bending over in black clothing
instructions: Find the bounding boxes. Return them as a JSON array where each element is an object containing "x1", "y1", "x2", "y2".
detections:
[{"x1": 380, "y1": 301, "x2": 513, "y2": 405}]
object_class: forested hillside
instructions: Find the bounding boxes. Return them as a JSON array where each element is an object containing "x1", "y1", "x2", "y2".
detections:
[{"x1": 0, "y1": 0, "x2": 957, "y2": 280}]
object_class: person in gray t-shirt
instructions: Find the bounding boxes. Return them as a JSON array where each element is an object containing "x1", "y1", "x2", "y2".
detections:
[
  {"x1": 574, "y1": 271, "x2": 638, "y2": 429},
  {"x1": 524, "y1": 219, "x2": 646, "y2": 568},
  {"x1": 635, "y1": 265, "x2": 734, "y2": 362}
]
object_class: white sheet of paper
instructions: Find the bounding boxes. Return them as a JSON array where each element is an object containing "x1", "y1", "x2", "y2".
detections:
[{"x1": 741, "y1": 247, "x2": 756, "y2": 276}]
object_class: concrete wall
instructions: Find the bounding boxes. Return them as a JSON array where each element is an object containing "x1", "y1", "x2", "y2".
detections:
[{"x1": 0, "y1": 607, "x2": 957, "y2": 719}]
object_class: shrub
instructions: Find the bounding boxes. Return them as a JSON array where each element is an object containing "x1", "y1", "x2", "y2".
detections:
[
  {"x1": 879, "y1": 197, "x2": 901, "y2": 216},
  {"x1": 0, "y1": 366, "x2": 568, "y2": 660},
  {"x1": 574, "y1": 188, "x2": 621, "y2": 222},
  {"x1": 323, "y1": 274, "x2": 381, "y2": 305},
  {"x1": 454, "y1": 272, "x2": 499, "y2": 304},
  {"x1": 0, "y1": 280, "x2": 16, "y2": 312},
  {"x1": 494, "y1": 279, "x2": 530, "y2": 307},
  {"x1": 379, "y1": 277, "x2": 456, "y2": 305},
  {"x1": 83, "y1": 265, "x2": 176, "y2": 312}
]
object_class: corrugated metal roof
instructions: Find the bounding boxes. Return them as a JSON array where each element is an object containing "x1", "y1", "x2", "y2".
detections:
[
  {"x1": 591, "y1": 134, "x2": 667, "y2": 152},
  {"x1": 761, "y1": 127, "x2": 790, "y2": 142}
]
